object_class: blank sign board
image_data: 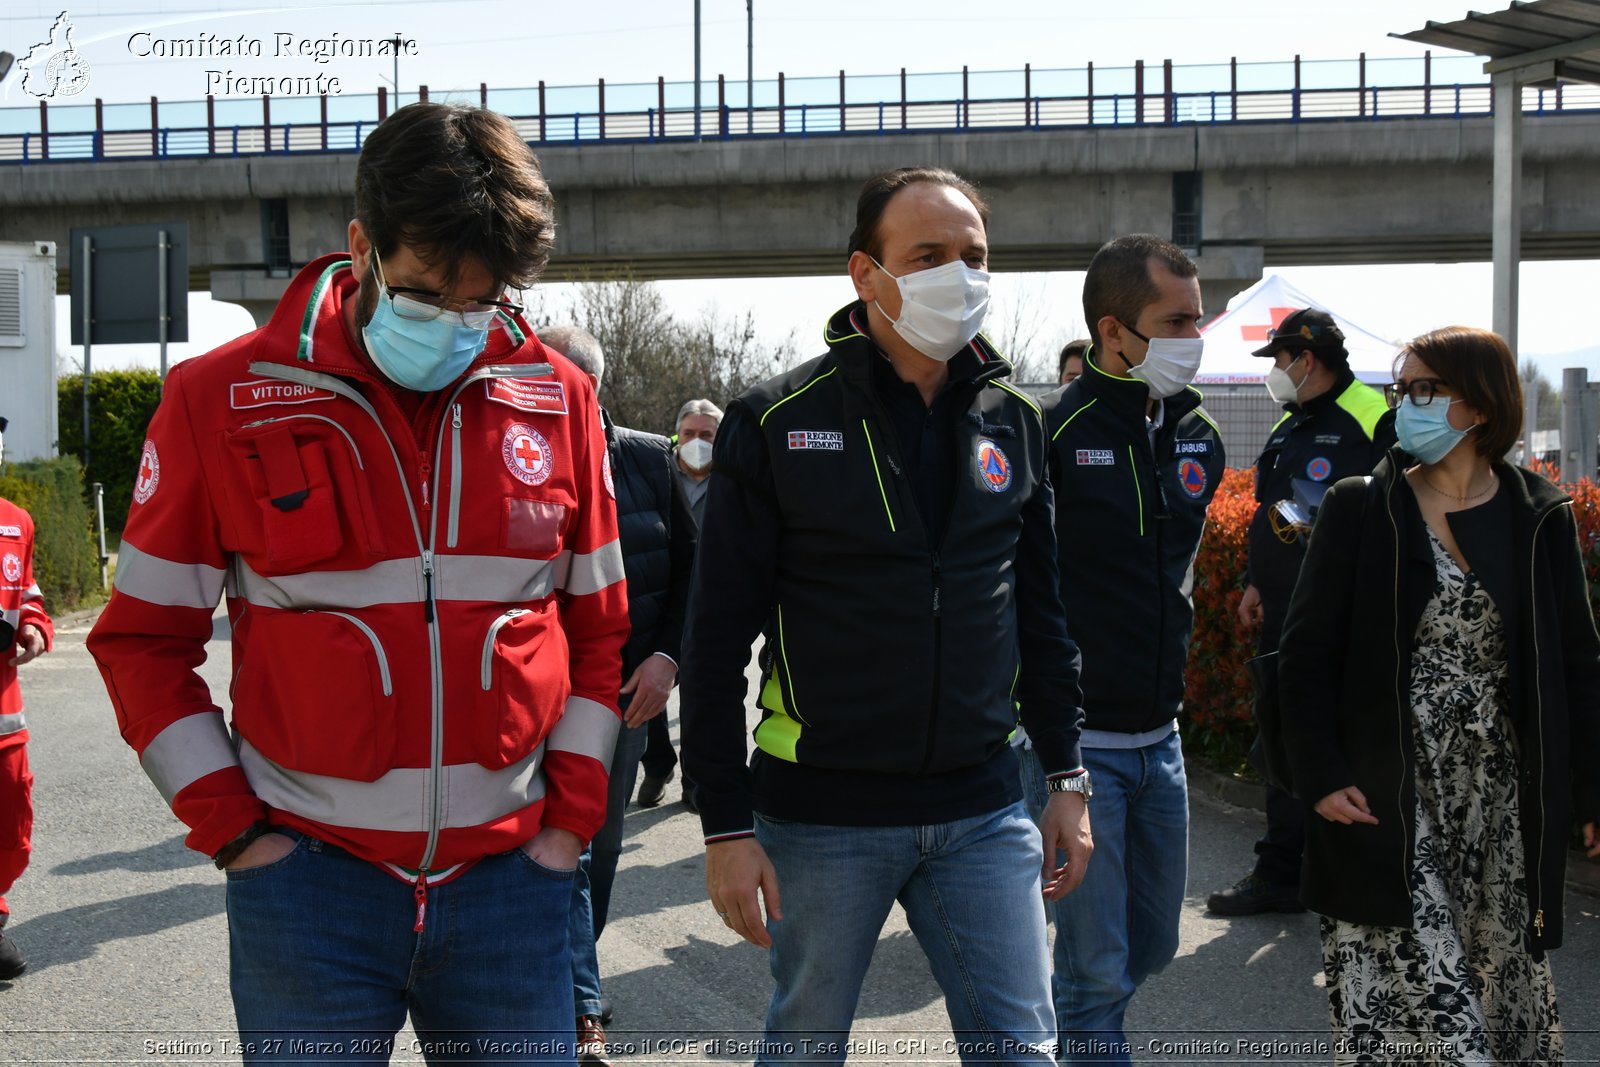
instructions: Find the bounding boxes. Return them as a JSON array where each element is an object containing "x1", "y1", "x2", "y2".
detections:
[{"x1": 69, "y1": 223, "x2": 189, "y2": 345}]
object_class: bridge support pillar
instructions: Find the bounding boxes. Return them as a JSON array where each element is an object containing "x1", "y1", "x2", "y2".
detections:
[
  {"x1": 211, "y1": 270, "x2": 293, "y2": 328},
  {"x1": 1193, "y1": 245, "x2": 1263, "y2": 324}
]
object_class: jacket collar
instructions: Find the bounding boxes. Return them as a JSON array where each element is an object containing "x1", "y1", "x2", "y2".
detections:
[
  {"x1": 1078, "y1": 342, "x2": 1203, "y2": 424},
  {"x1": 254, "y1": 253, "x2": 539, "y2": 382},
  {"x1": 1372, "y1": 446, "x2": 1572, "y2": 522},
  {"x1": 824, "y1": 302, "x2": 1010, "y2": 406}
]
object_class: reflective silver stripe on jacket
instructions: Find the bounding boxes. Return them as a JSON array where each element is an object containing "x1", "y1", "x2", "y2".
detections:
[
  {"x1": 554, "y1": 540, "x2": 626, "y2": 596},
  {"x1": 545, "y1": 696, "x2": 621, "y2": 770},
  {"x1": 434, "y1": 554, "x2": 557, "y2": 604},
  {"x1": 231, "y1": 556, "x2": 423, "y2": 610},
  {"x1": 0, "y1": 712, "x2": 26, "y2": 736},
  {"x1": 140, "y1": 712, "x2": 240, "y2": 805},
  {"x1": 114, "y1": 541, "x2": 227, "y2": 610},
  {"x1": 238, "y1": 739, "x2": 548, "y2": 832},
  {"x1": 230, "y1": 554, "x2": 560, "y2": 611}
]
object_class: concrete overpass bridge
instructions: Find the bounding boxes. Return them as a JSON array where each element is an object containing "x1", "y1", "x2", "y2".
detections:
[{"x1": 2, "y1": 56, "x2": 1599, "y2": 322}]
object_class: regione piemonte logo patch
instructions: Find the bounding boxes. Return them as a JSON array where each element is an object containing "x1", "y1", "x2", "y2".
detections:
[
  {"x1": 503, "y1": 424, "x2": 554, "y2": 486},
  {"x1": 2, "y1": 553, "x2": 21, "y2": 583},
  {"x1": 133, "y1": 440, "x2": 160, "y2": 504}
]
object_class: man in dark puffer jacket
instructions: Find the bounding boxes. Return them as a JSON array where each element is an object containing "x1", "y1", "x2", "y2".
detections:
[{"x1": 544, "y1": 326, "x2": 697, "y2": 1066}]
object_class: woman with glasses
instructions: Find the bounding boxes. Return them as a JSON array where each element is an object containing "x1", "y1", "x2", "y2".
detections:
[{"x1": 1272, "y1": 325, "x2": 1600, "y2": 1064}]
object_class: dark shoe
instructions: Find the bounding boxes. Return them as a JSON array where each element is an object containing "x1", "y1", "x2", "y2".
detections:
[
  {"x1": 577, "y1": 1015, "x2": 613, "y2": 1067},
  {"x1": 636, "y1": 771, "x2": 673, "y2": 808},
  {"x1": 1206, "y1": 873, "x2": 1305, "y2": 916},
  {"x1": 0, "y1": 931, "x2": 26, "y2": 980},
  {"x1": 598, "y1": 995, "x2": 613, "y2": 1026}
]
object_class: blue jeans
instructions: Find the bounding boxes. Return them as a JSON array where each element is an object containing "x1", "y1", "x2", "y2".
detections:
[
  {"x1": 1020, "y1": 734, "x2": 1188, "y2": 1065},
  {"x1": 571, "y1": 719, "x2": 647, "y2": 1017},
  {"x1": 227, "y1": 831, "x2": 575, "y2": 1065},
  {"x1": 754, "y1": 803, "x2": 1056, "y2": 1067}
]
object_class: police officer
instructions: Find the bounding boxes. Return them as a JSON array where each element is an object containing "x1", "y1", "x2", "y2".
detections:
[{"x1": 1206, "y1": 308, "x2": 1395, "y2": 916}]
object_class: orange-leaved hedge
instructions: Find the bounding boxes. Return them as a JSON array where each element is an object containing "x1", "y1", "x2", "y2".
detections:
[{"x1": 1181, "y1": 467, "x2": 1600, "y2": 774}]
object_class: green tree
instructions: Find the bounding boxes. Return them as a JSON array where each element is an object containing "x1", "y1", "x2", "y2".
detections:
[{"x1": 57, "y1": 370, "x2": 164, "y2": 533}]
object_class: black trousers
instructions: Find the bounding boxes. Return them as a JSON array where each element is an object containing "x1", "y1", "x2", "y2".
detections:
[{"x1": 1250, "y1": 613, "x2": 1304, "y2": 887}]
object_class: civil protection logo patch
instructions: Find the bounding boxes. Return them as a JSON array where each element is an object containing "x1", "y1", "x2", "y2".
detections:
[
  {"x1": 133, "y1": 440, "x2": 160, "y2": 504},
  {"x1": 503, "y1": 424, "x2": 554, "y2": 486},
  {"x1": 2, "y1": 553, "x2": 20, "y2": 583},
  {"x1": 1178, "y1": 458, "x2": 1208, "y2": 498},
  {"x1": 1306, "y1": 456, "x2": 1333, "y2": 482},
  {"x1": 976, "y1": 438, "x2": 1013, "y2": 493}
]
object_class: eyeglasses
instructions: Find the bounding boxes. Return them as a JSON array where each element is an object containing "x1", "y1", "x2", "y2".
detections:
[
  {"x1": 1384, "y1": 377, "x2": 1451, "y2": 409},
  {"x1": 372, "y1": 249, "x2": 523, "y2": 330}
]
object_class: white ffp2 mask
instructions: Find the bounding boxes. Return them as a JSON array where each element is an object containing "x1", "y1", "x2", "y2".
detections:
[{"x1": 679, "y1": 437, "x2": 714, "y2": 471}]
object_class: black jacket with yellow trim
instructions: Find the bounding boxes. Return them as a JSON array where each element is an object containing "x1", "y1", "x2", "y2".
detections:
[
  {"x1": 679, "y1": 303, "x2": 1085, "y2": 838},
  {"x1": 1248, "y1": 368, "x2": 1396, "y2": 631},
  {"x1": 1043, "y1": 350, "x2": 1226, "y2": 736}
]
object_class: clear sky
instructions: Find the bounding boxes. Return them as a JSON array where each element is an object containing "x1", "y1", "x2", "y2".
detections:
[{"x1": 7, "y1": 0, "x2": 1599, "y2": 377}]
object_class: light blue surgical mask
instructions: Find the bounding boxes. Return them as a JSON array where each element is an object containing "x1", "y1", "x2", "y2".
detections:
[
  {"x1": 1395, "y1": 395, "x2": 1473, "y2": 464},
  {"x1": 360, "y1": 255, "x2": 492, "y2": 392}
]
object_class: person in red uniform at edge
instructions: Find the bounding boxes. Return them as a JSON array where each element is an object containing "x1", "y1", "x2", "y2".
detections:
[
  {"x1": 87, "y1": 104, "x2": 629, "y2": 1063},
  {"x1": 0, "y1": 416, "x2": 55, "y2": 981}
]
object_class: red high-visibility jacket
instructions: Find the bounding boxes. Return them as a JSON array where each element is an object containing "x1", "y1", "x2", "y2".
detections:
[
  {"x1": 88, "y1": 255, "x2": 629, "y2": 874},
  {"x1": 1, "y1": 497, "x2": 54, "y2": 730}
]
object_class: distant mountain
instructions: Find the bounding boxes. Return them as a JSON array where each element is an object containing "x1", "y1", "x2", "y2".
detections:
[{"x1": 1524, "y1": 345, "x2": 1600, "y2": 382}]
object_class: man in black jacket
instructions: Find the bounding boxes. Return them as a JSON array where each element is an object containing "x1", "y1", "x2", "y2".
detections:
[
  {"x1": 1206, "y1": 308, "x2": 1395, "y2": 917},
  {"x1": 1029, "y1": 235, "x2": 1222, "y2": 1063},
  {"x1": 543, "y1": 325, "x2": 698, "y2": 1066},
  {"x1": 680, "y1": 168, "x2": 1089, "y2": 1063}
]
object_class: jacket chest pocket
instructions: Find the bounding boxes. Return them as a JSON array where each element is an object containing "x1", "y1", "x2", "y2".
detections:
[
  {"x1": 475, "y1": 604, "x2": 568, "y2": 769},
  {"x1": 223, "y1": 419, "x2": 385, "y2": 573}
]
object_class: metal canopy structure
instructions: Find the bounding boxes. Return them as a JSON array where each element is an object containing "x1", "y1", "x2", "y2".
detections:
[
  {"x1": 1395, "y1": 0, "x2": 1600, "y2": 86},
  {"x1": 1392, "y1": 1, "x2": 1600, "y2": 372}
]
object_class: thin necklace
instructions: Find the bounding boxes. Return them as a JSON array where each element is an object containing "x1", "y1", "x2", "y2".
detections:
[{"x1": 1419, "y1": 470, "x2": 1497, "y2": 503}]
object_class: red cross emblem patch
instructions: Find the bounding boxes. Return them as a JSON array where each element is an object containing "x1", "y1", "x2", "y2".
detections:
[
  {"x1": 133, "y1": 440, "x2": 161, "y2": 504},
  {"x1": 503, "y1": 424, "x2": 554, "y2": 486},
  {"x1": 2, "y1": 553, "x2": 20, "y2": 583}
]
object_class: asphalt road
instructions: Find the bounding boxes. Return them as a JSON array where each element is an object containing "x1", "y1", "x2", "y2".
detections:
[{"x1": 3, "y1": 612, "x2": 1598, "y2": 1065}]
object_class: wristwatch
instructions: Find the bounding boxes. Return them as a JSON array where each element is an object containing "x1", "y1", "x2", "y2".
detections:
[{"x1": 1046, "y1": 772, "x2": 1093, "y2": 800}]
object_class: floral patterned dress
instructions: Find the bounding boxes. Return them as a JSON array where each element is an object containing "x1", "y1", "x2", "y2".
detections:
[{"x1": 1320, "y1": 527, "x2": 1563, "y2": 1065}]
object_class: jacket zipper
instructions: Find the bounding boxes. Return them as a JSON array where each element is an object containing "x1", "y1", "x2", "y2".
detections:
[
  {"x1": 238, "y1": 414, "x2": 366, "y2": 470},
  {"x1": 860, "y1": 419, "x2": 897, "y2": 532},
  {"x1": 1528, "y1": 505, "x2": 1561, "y2": 942},
  {"x1": 1384, "y1": 474, "x2": 1410, "y2": 907},
  {"x1": 448, "y1": 404, "x2": 464, "y2": 548},
  {"x1": 480, "y1": 609, "x2": 529, "y2": 689},
  {"x1": 317, "y1": 611, "x2": 394, "y2": 696}
]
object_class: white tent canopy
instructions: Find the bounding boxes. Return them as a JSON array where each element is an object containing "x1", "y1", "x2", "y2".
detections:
[{"x1": 1196, "y1": 274, "x2": 1400, "y2": 386}]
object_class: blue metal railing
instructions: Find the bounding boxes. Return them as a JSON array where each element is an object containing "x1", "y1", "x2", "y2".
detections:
[{"x1": 2, "y1": 55, "x2": 1596, "y2": 165}]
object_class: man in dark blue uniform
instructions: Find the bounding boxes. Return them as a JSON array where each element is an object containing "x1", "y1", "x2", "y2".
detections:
[
  {"x1": 1206, "y1": 308, "x2": 1396, "y2": 916},
  {"x1": 1026, "y1": 234, "x2": 1223, "y2": 1064}
]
